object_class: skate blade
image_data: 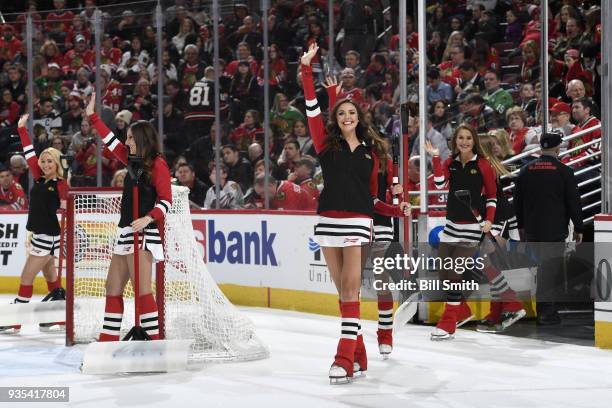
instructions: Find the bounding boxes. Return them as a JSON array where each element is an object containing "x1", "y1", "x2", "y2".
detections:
[
  {"x1": 380, "y1": 353, "x2": 390, "y2": 360},
  {"x1": 353, "y1": 370, "x2": 366, "y2": 379},
  {"x1": 501, "y1": 309, "x2": 527, "y2": 330},
  {"x1": 329, "y1": 376, "x2": 352, "y2": 385},
  {"x1": 430, "y1": 333, "x2": 454, "y2": 341},
  {"x1": 476, "y1": 324, "x2": 503, "y2": 334},
  {"x1": 456, "y1": 315, "x2": 475, "y2": 328}
]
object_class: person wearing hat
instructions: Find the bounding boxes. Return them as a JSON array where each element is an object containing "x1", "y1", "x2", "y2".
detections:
[
  {"x1": 550, "y1": 102, "x2": 575, "y2": 137},
  {"x1": 114, "y1": 110, "x2": 132, "y2": 143},
  {"x1": 60, "y1": 91, "x2": 84, "y2": 135},
  {"x1": 63, "y1": 33, "x2": 94, "y2": 76},
  {"x1": 513, "y1": 132, "x2": 583, "y2": 325}
]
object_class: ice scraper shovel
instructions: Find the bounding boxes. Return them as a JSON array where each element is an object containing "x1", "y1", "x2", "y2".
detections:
[{"x1": 81, "y1": 155, "x2": 193, "y2": 374}]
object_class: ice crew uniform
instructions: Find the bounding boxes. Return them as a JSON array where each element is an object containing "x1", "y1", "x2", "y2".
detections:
[
  {"x1": 303, "y1": 63, "x2": 402, "y2": 247},
  {"x1": 513, "y1": 154, "x2": 583, "y2": 242},
  {"x1": 491, "y1": 179, "x2": 520, "y2": 240},
  {"x1": 89, "y1": 113, "x2": 172, "y2": 262},
  {"x1": 432, "y1": 154, "x2": 497, "y2": 243},
  {"x1": 373, "y1": 159, "x2": 398, "y2": 242},
  {"x1": 17, "y1": 127, "x2": 67, "y2": 256}
]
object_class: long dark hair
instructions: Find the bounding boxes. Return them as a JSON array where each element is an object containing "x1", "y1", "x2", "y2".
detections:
[
  {"x1": 325, "y1": 98, "x2": 387, "y2": 172},
  {"x1": 130, "y1": 120, "x2": 162, "y2": 181}
]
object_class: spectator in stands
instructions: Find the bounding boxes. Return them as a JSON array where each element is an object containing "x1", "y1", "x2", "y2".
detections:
[
  {"x1": 114, "y1": 110, "x2": 132, "y2": 143},
  {"x1": 118, "y1": 35, "x2": 150, "y2": 80},
  {"x1": 36, "y1": 62, "x2": 64, "y2": 101},
  {"x1": 116, "y1": 10, "x2": 139, "y2": 40},
  {"x1": 463, "y1": 3, "x2": 484, "y2": 41},
  {"x1": 288, "y1": 119, "x2": 315, "y2": 157},
  {"x1": 50, "y1": 136, "x2": 66, "y2": 154},
  {"x1": 455, "y1": 60, "x2": 484, "y2": 101},
  {"x1": 550, "y1": 102, "x2": 575, "y2": 137},
  {"x1": 172, "y1": 18, "x2": 196, "y2": 57},
  {"x1": 267, "y1": 11, "x2": 292, "y2": 52},
  {"x1": 343, "y1": 50, "x2": 366, "y2": 88},
  {"x1": 6, "y1": 65, "x2": 26, "y2": 105},
  {"x1": 287, "y1": 158, "x2": 320, "y2": 201},
  {"x1": 80, "y1": 0, "x2": 97, "y2": 26},
  {"x1": 506, "y1": 106, "x2": 537, "y2": 155},
  {"x1": 222, "y1": 144, "x2": 252, "y2": 192},
  {"x1": 226, "y1": 42, "x2": 258, "y2": 77},
  {"x1": 100, "y1": 34, "x2": 122, "y2": 68},
  {"x1": 338, "y1": 67, "x2": 365, "y2": 104},
  {"x1": 565, "y1": 78, "x2": 587, "y2": 103},
  {"x1": 165, "y1": 79, "x2": 187, "y2": 112},
  {"x1": 554, "y1": 17, "x2": 589, "y2": 60},
  {"x1": 278, "y1": 139, "x2": 302, "y2": 174},
  {"x1": 9, "y1": 154, "x2": 28, "y2": 192},
  {"x1": 229, "y1": 63, "x2": 260, "y2": 126},
  {"x1": 483, "y1": 70, "x2": 513, "y2": 119},
  {"x1": 32, "y1": 97, "x2": 62, "y2": 148},
  {"x1": 177, "y1": 44, "x2": 205, "y2": 92},
  {"x1": 248, "y1": 142, "x2": 263, "y2": 165},
  {"x1": 270, "y1": 93, "x2": 304, "y2": 136},
  {"x1": 364, "y1": 53, "x2": 387, "y2": 87},
  {"x1": 229, "y1": 15, "x2": 262, "y2": 56},
  {"x1": 45, "y1": 0, "x2": 74, "y2": 44},
  {"x1": 63, "y1": 35, "x2": 94, "y2": 77},
  {"x1": 427, "y1": 31, "x2": 445, "y2": 66},
  {"x1": 0, "y1": 88, "x2": 19, "y2": 130},
  {"x1": 126, "y1": 78, "x2": 155, "y2": 121},
  {"x1": 65, "y1": 14, "x2": 91, "y2": 50},
  {"x1": 204, "y1": 161, "x2": 244, "y2": 209},
  {"x1": 487, "y1": 129, "x2": 514, "y2": 161},
  {"x1": 0, "y1": 164, "x2": 27, "y2": 211},
  {"x1": 68, "y1": 118, "x2": 94, "y2": 155},
  {"x1": 39, "y1": 40, "x2": 64, "y2": 68},
  {"x1": 147, "y1": 49, "x2": 178, "y2": 86},
  {"x1": 504, "y1": 8, "x2": 523, "y2": 46},
  {"x1": 0, "y1": 25, "x2": 23, "y2": 63},
  {"x1": 570, "y1": 97, "x2": 601, "y2": 158},
  {"x1": 427, "y1": 66, "x2": 453, "y2": 105},
  {"x1": 254, "y1": 175, "x2": 316, "y2": 211},
  {"x1": 176, "y1": 163, "x2": 208, "y2": 209},
  {"x1": 61, "y1": 91, "x2": 84, "y2": 135},
  {"x1": 430, "y1": 100, "x2": 454, "y2": 141},
  {"x1": 73, "y1": 67, "x2": 93, "y2": 96},
  {"x1": 111, "y1": 168, "x2": 127, "y2": 188},
  {"x1": 519, "y1": 82, "x2": 538, "y2": 124},
  {"x1": 259, "y1": 43, "x2": 287, "y2": 95},
  {"x1": 442, "y1": 31, "x2": 468, "y2": 62},
  {"x1": 410, "y1": 116, "x2": 450, "y2": 162},
  {"x1": 439, "y1": 45, "x2": 465, "y2": 88},
  {"x1": 229, "y1": 110, "x2": 264, "y2": 152},
  {"x1": 459, "y1": 93, "x2": 498, "y2": 133}
]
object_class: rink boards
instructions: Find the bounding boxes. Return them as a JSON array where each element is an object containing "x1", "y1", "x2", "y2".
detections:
[{"x1": 595, "y1": 215, "x2": 612, "y2": 348}]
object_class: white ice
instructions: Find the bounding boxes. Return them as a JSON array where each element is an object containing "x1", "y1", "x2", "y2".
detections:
[{"x1": 1, "y1": 294, "x2": 612, "y2": 408}]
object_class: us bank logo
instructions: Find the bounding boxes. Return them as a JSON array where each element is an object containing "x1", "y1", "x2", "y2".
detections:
[
  {"x1": 308, "y1": 237, "x2": 321, "y2": 261},
  {"x1": 308, "y1": 237, "x2": 333, "y2": 284}
]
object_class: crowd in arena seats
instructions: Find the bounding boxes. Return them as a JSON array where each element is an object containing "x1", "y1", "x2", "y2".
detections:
[{"x1": 0, "y1": 0, "x2": 603, "y2": 214}]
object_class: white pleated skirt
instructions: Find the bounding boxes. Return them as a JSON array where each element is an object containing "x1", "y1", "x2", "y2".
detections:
[
  {"x1": 114, "y1": 226, "x2": 164, "y2": 262},
  {"x1": 314, "y1": 216, "x2": 373, "y2": 247}
]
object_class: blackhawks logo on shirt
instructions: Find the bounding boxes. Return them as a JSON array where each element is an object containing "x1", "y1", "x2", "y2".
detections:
[{"x1": 276, "y1": 191, "x2": 286, "y2": 201}]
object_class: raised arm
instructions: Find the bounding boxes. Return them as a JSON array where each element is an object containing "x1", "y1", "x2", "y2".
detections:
[
  {"x1": 426, "y1": 141, "x2": 449, "y2": 190},
  {"x1": 86, "y1": 92, "x2": 129, "y2": 165},
  {"x1": 301, "y1": 43, "x2": 327, "y2": 154},
  {"x1": 17, "y1": 114, "x2": 41, "y2": 179}
]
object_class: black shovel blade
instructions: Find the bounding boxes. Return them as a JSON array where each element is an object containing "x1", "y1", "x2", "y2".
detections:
[{"x1": 454, "y1": 189, "x2": 472, "y2": 208}]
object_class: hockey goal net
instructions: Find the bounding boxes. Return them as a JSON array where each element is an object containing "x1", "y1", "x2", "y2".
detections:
[{"x1": 66, "y1": 185, "x2": 268, "y2": 362}]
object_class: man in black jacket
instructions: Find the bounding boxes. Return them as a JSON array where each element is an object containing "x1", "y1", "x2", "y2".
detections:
[{"x1": 514, "y1": 132, "x2": 583, "y2": 324}]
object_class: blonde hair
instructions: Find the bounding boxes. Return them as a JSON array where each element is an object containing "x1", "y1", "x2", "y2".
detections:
[
  {"x1": 38, "y1": 147, "x2": 64, "y2": 178},
  {"x1": 480, "y1": 135, "x2": 511, "y2": 177},
  {"x1": 488, "y1": 129, "x2": 514, "y2": 157},
  {"x1": 111, "y1": 168, "x2": 128, "y2": 187}
]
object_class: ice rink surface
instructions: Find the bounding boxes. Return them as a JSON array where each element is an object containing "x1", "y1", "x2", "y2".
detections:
[{"x1": 1, "y1": 294, "x2": 612, "y2": 408}]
